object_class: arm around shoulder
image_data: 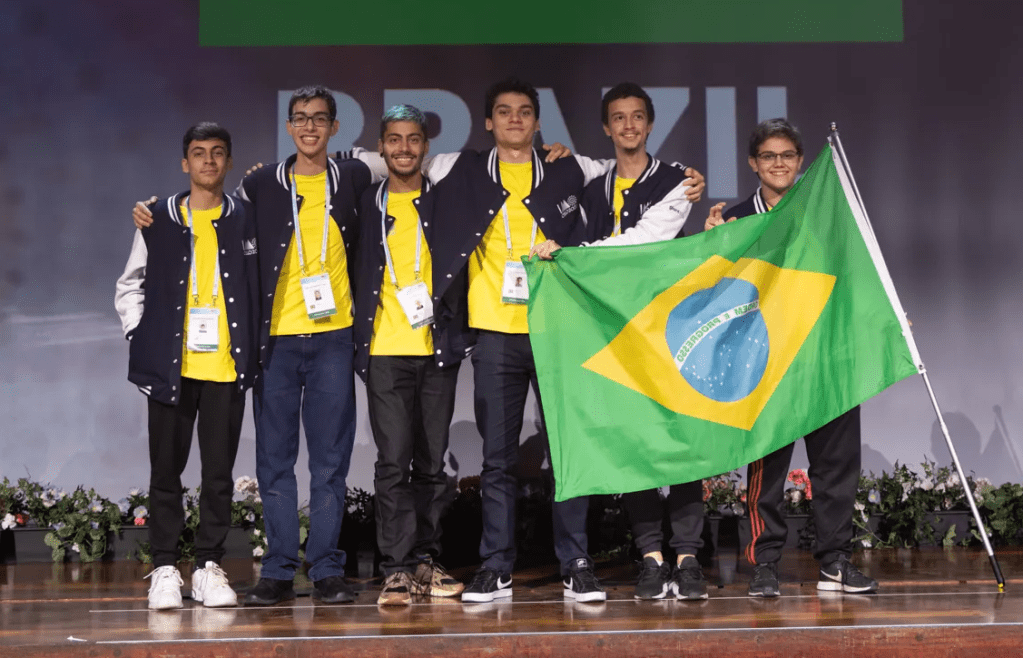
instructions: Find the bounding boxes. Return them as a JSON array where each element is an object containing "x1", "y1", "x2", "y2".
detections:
[{"x1": 114, "y1": 230, "x2": 148, "y2": 338}]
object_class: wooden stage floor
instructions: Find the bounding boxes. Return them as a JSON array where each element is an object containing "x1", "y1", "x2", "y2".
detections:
[{"x1": 1, "y1": 547, "x2": 1020, "y2": 657}]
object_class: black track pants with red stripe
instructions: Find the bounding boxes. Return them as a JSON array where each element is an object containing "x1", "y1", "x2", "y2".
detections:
[{"x1": 744, "y1": 406, "x2": 861, "y2": 566}]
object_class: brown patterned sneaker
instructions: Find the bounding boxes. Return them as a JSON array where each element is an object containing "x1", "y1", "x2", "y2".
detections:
[{"x1": 413, "y1": 560, "x2": 465, "y2": 598}]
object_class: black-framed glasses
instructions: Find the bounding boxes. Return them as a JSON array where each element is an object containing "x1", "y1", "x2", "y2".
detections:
[
  {"x1": 289, "y1": 113, "x2": 333, "y2": 128},
  {"x1": 756, "y1": 151, "x2": 800, "y2": 164}
]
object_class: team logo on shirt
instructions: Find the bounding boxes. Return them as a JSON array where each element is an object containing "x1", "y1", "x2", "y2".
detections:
[
  {"x1": 242, "y1": 238, "x2": 258, "y2": 255},
  {"x1": 639, "y1": 202, "x2": 651, "y2": 216},
  {"x1": 557, "y1": 195, "x2": 579, "y2": 218}
]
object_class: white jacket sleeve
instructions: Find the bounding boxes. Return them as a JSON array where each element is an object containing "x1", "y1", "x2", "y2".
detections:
[
  {"x1": 114, "y1": 230, "x2": 147, "y2": 338},
  {"x1": 573, "y1": 154, "x2": 616, "y2": 185},
  {"x1": 585, "y1": 178, "x2": 692, "y2": 248},
  {"x1": 342, "y1": 147, "x2": 387, "y2": 184},
  {"x1": 423, "y1": 152, "x2": 463, "y2": 185}
]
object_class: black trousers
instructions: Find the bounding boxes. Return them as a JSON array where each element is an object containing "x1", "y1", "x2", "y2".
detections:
[
  {"x1": 366, "y1": 355, "x2": 460, "y2": 575},
  {"x1": 621, "y1": 481, "x2": 705, "y2": 557},
  {"x1": 147, "y1": 377, "x2": 244, "y2": 568},
  {"x1": 745, "y1": 406, "x2": 861, "y2": 566},
  {"x1": 471, "y1": 330, "x2": 590, "y2": 575}
]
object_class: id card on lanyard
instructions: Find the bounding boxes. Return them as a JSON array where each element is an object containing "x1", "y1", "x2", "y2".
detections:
[
  {"x1": 291, "y1": 167, "x2": 338, "y2": 320},
  {"x1": 184, "y1": 203, "x2": 222, "y2": 352},
  {"x1": 499, "y1": 203, "x2": 537, "y2": 305},
  {"x1": 382, "y1": 189, "x2": 434, "y2": 329}
]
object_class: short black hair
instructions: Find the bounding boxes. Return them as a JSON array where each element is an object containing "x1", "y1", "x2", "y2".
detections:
[
  {"x1": 182, "y1": 122, "x2": 232, "y2": 158},
  {"x1": 485, "y1": 77, "x2": 540, "y2": 121},
  {"x1": 289, "y1": 85, "x2": 337, "y2": 121},
  {"x1": 601, "y1": 83, "x2": 655, "y2": 125},
  {"x1": 749, "y1": 118, "x2": 803, "y2": 158}
]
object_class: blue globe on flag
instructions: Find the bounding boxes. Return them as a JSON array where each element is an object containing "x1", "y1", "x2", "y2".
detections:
[{"x1": 664, "y1": 278, "x2": 769, "y2": 402}]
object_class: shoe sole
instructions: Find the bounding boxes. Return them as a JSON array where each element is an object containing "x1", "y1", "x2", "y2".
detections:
[
  {"x1": 564, "y1": 589, "x2": 607, "y2": 602},
  {"x1": 748, "y1": 589, "x2": 780, "y2": 598},
  {"x1": 148, "y1": 600, "x2": 183, "y2": 610},
  {"x1": 461, "y1": 588, "x2": 512, "y2": 603},
  {"x1": 312, "y1": 592, "x2": 356, "y2": 604},
  {"x1": 675, "y1": 591, "x2": 709, "y2": 600},
  {"x1": 244, "y1": 591, "x2": 296, "y2": 606},
  {"x1": 816, "y1": 580, "x2": 843, "y2": 592},
  {"x1": 634, "y1": 583, "x2": 671, "y2": 600},
  {"x1": 429, "y1": 586, "x2": 466, "y2": 597}
]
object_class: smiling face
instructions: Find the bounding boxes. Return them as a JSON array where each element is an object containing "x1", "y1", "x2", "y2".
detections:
[
  {"x1": 286, "y1": 97, "x2": 339, "y2": 161},
  {"x1": 485, "y1": 91, "x2": 539, "y2": 151},
  {"x1": 603, "y1": 96, "x2": 653, "y2": 156},
  {"x1": 749, "y1": 135, "x2": 803, "y2": 196},
  {"x1": 181, "y1": 138, "x2": 231, "y2": 191},
  {"x1": 378, "y1": 119, "x2": 429, "y2": 179}
]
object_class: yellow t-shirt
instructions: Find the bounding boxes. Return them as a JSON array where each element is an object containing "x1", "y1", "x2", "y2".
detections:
[
  {"x1": 370, "y1": 190, "x2": 434, "y2": 356},
  {"x1": 467, "y1": 161, "x2": 546, "y2": 334},
  {"x1": 180, "y1": 204, "x2": 237, "y2": 383},
  {"x1": 612, "y1": 177, "x2": 636, "y2": 237},
  {"x1": 270, "y1": 171, "x2": 354, "y2": 335}
]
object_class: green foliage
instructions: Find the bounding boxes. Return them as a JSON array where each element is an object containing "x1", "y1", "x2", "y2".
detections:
[{"x1": 15, "y1": 480, "x2": 122, "y2": 562}]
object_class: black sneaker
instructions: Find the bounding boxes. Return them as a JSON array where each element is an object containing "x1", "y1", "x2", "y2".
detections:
[
  {"x1": 563, "y1": 558, "x2": 606, "y2": 603},
  {"x1": 748, "y1": 562, "x2": 780, "y2": 598},
  {"x1": 461, "y1": 568, "x2": 512, "y2": 603},
  {"x1": 312, "y1": 575, "x2": 357, "y2": 604},
  {"x1": 244, "y1": 577, "x2": 295, "y2": 606},
  {"x1": 634, "y1": 557, "x2": 673, "y2": 600},
  {"x1": 673, "y1": 556, "x2": 709, "y2": 600},
  {"x1": 818, "y1": 557, "x2": 878, "y2": 593}
]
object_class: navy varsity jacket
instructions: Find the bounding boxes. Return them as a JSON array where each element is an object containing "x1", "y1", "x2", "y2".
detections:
[
  {"x1": 352, "y1": 180, "x2": 474, "y2": 380},
  {"x1": 582, "y1": 156, "x2": 693, "y2": 243},
  {"x1": 237, "y1": 155, "x2": 372, "y2": 362},
  {"x1": 114, "y1": 192, "x2": 259, "y2": 405},
  {"x1": 724, "y1": 187, "x2": 769, "y2": 221},
  {"x1": 424, "y1": 148, "x2": 611, "y2": 308}
]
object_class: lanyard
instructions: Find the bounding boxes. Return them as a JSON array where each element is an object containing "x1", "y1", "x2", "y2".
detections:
[
  {"x1": 185, "y1": 202, "x2": 221, "y2": 305},
  {"x1": 501, "y1": 202, "x2": 538, "y2": 259},
  {"x1": 380, "y1": 189, "x2": 424, "y2": 289},
  {"x1": 289, "y1": 167, "x2": 331, "y2": 274}
]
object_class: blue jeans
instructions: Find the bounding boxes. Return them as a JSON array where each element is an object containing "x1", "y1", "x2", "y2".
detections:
[{"x1": 253, "y1": 329, "x2": 356, "y2": 582}]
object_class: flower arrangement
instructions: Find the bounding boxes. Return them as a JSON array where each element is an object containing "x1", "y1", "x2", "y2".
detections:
[{"x1": 703, "y1": 470, "x2": 746, "y2": 516}]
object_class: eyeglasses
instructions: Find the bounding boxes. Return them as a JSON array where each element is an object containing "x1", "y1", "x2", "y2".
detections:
[
  {"x1": 756, "y1": 151, "x2": 800, "y2": 164},
  {"x1": 289, "y1": 113, "x2": 333, "y2": 128}
]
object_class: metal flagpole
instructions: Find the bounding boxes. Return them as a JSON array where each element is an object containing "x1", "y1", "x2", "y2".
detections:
[{"x1": 828, "y1": 123, "x2": 1005, "y2": 590}]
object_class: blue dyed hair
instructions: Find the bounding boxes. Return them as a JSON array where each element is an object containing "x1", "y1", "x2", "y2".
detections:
[{"x1": 379, "y1": 104, "x2": 429, "y2": 140}]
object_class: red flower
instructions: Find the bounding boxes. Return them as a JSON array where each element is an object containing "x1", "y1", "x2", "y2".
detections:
[
  {"x1": 133, "y1": 517, "x2": 146, "y2": 526},
  {"x1": 15, "y1": 514, "x2": 27, "y2": 525},
  {"x1": 805, "y1": 480, "x2": 813, "y2": 501}
]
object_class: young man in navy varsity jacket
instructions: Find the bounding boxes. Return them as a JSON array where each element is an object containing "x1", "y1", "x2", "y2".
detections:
[
  {"x1": 134, "y1": 87, "x2": 374, "y2": 606},
  {"x1": 532, "y1": 83, "x2": 707, "y2": 601},
  {"x1": 419, "y1": 78, "x2": 705, "y2": 604},
  {"x1": 115, "y1": 123, "x2": 258, "y2": 610},
  {"x1": 353, "y1": 105, "x2": 472, "y2": 605},
  {"x1": 705, "y1": 118, "x2": 877, "y2": 597}
]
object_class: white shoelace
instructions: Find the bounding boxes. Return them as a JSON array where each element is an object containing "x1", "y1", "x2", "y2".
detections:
[{"x1": 146, "y1": 565, "x2": 183, "y2": 591}]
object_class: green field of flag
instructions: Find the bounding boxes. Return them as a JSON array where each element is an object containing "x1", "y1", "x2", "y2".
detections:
[{"x1": 525, "y1": 144, "x2": 919, "y2": 501}]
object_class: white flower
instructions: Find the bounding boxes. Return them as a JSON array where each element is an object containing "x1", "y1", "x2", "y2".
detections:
[
  {"x1": 935, "y1": 482, "x2": 946, "y2": 493},
  {"x1": 129, "y1": 487, "x2": 143, "y2": 497},
  {"x1": 133, "y1": 505, "x2": 148, "y2": 519},
  {"x1": 861, "y1": 538, "x2": 873, "y2": 548},
  {"x1": 72, "y1": 543, "x2": 80, "y2": 553},
  {"x1": 854, "y1": 502, "x2": 865, "y2": 512},
  {"x1": 253, "y1": 546, "x2": 264, "y2": 557},
  {"x1": 1, "y1": 514, "x2": 14, "y2": 530},
  {"x1": 245, "y1": 511, "x2": 256, "y2": 523},
  {"x1": 117, "y1": 499, "x2": 131, "y2": 514},
  {"x1": 948, "y1": 473, "x2": 961, "y2": 487},
  {"x1": 790, "y1": 489, "x2": 803, "y2": 504},
  {"x1": 918, "y1": 477, "x2": 934, "y2": 491},
  {"x1": 253, "y1": 528, "x2": 261, "y2": 536}
]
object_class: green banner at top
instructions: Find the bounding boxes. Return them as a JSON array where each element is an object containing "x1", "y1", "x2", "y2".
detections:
[{"x1": 199, "y1": 0, "x2": 903, "y2": 46}]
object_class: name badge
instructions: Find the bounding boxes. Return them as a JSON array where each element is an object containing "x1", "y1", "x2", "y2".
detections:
[
  {"x1": 395, "y1": 281, "x2": 434, "y2": 329},
  {"x1": 502, "y1": 261, "x2": 529, "y2": 305},
  {"x1": 300, "y1": 273, "x2": 338, "y2": 319},
  {"x1": 186, "y1": 307, "x2": 220, "y2": 352}
]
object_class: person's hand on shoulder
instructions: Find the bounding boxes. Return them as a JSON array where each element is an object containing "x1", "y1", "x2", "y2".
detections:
[
  {"x1": 132, "y1": 197, "x2": 157, "y2": 229},
  {"x1": 541, "y1": 143, "x2": 572, "y2": 162}
]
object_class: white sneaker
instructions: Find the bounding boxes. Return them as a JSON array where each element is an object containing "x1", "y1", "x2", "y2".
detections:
[
  {"x1": 146, "y1": 565, "x2": 184, "y2": 610},
  {"x1": 191, "y1": 561, "x2": 238, "y2": 607}
]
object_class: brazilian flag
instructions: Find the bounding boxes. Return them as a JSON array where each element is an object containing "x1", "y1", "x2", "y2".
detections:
[{"x1": 525, "y1": 143, "x2": 921, "y2": 501}]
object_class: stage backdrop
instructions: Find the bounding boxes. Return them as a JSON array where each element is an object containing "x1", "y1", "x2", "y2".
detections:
[{"x1": 1, "y1": 0, "x2": 1021, "y2": 501}]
